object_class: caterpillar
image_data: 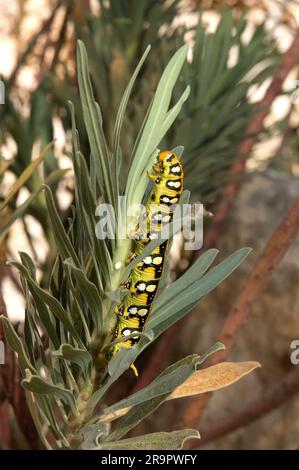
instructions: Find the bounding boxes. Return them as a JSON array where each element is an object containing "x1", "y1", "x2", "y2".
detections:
[{"x1": 109, "y1": 150, "x2": 184, "y2": 374}]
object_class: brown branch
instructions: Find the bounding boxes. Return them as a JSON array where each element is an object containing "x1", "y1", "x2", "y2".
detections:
[
  {"x1": 193, "y1": 365, "x2": 299, "y2": 448},
  {"x1": 178, "y1": 195, "x2": 299, "y2": 429}
]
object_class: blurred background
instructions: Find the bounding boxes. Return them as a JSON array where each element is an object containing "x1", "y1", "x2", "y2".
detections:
[{"x1": 1, "y1": 0, "x2": 299, "y2": 450}]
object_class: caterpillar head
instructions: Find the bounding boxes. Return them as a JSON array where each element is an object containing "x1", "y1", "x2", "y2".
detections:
[{"x1": 156, "y1": 151, "x2": 182, "y2": 178}]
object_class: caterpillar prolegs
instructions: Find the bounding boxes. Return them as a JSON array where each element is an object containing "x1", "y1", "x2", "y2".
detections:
[{"x1": 109, "y1": 151, "x2": 184, "y2": 373}]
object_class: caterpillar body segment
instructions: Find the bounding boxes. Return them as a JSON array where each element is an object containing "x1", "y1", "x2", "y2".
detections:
[{"x1": 108, "y1": 151, "x2": 184, "y2": 369}]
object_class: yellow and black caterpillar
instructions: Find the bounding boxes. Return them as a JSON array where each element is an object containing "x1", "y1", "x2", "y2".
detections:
[{"x1": 110, "y1": 151, "x2": 184, "y2": 369}]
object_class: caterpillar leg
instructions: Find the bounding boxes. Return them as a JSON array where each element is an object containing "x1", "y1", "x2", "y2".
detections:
[
  {"x1": 126, "y1": 250, "x2": 137, "y2": 265},
  {"x1": 130, "y1": 363, "x2": 138, "y2": 377}
]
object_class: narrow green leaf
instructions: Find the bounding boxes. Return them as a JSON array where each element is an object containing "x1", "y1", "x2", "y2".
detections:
[
  {"x1": 148, "y1": 248, "x2": 252, "y2": 334},
  {"x1": 22, "y1": 373, "x2": 78, "y2": 416},
  {"x1": 77, "y1": 40, "x2": 114, "y2": 207},
  {"x1": 10, "y1": 261, "x2": 85, "y2": 348},
  {"x1": 64, "y1": 258, "x2": 103, "y2": 333},
  {"x1": 104, "y1": 355, "x2": 199, "y2": 441},
  {"x1": 102, "y1": 343, "x2": 224, "y2": 419},
  {"x1": 99, "y1": 429, "x2": 200, "y2": 450},
  {"x1": 113, "y1": 45, "x2": 151, "y2": 180},
  {"x1": 87, "y1": 346, "x2": 139, "y2": 414},
  {"x1": 43, "y1": 185, "x2": 81, "y2": 266},
  {"x1": 24, "y1": 391, "x2": 53, "y2": 450},
  {"x1": 0, "y1": 316, "x2": 35, "y2": 375},
  {"x1": 126, "y1": 45, "x2": 189, "y2": 208},
  {"x1": 53, "y1": 344, "x2": 92, "y2": 376},
  {"x1": 155, "y1": 249, "x2": 219, "y2": 311}
]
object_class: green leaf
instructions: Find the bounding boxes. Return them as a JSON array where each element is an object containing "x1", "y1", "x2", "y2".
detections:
[
  {"x1": 22, "y1": 373, "x2": 78, "y2": 417},
  {"x1": 75, "y1": 150, "x2": 112, "y2": 285},
  {"x1": 171, "y1": 145, "x2": 184, "y2": 158},
  {"x1": 63, "y1": 258, "x2": 103, "y2": 333},
  {"x1": 0, "y1": 316, "x2": 35, "y2": 375},
  {"x1": 86, "y1": 346, "x2": 139, "y2": 414},
  {"x1": 102, "y1": 343, "x2": 223, "y2": 421},
  {"x1": 10, "y1": 261, "x2": 85, "y2": 348},
  {"x1": 77, "y1": 40, "x2": 114, "y2": 207},
  {"x1": 112, "y1": 45, "x2": 151, "y2": 185},
  {"x1": 126, "y1": 45, "x2": 189, "y2": 208},
  {"x1": 19, "y1": 252, "x2": 60, "y2": 349},
  {"x1": 53, "y1": 344, "x2": 92, "y2": 377},
  {"x1": 43, "y1": 185, "x2": 81, "y2": 266},
  {"x1": 148, "y1": 247, "x2": 252, "y2": 336},
  {"x1": 99, "y1": 429, "x2": 200, "y2": 450},
  {"x1": 102, "y1": 345, "x2": 222, "y2": 441},
  {"x1": 24, "y1": 391, "x2": 53, "y2": 450},
  {"x1": 79, "y1": 423, "x2": 110, "y2": 450},
  {"x1": 155, "y1": 248, "x2": 219, "y2": 310}
]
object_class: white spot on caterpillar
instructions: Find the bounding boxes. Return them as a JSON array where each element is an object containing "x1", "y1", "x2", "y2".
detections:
[
  {"x1": 144, "y1": 256, "x2": 152, "y2": 264},
  {"x1": 129, "y1": 307, "x2": 138, "y2": 314},
  {"x1": 122, "y1": 329, "x2": 131, "y2": 336},
  {"x1": 153, "y1": 256, "x2": 163, "y2": 265},
  {"x1": 139, "y1": 308, "x2": 148, "y2": 316},
  {"x1": 171, "y1": 165, "x2": 180, "y2": 173},
  {"x1": 149, "y1": 233, "x2": 158, "y2": 240},
  {"x1": 137, "y1": 283, "x2": 146, "y2": 291},
  {"x1": 168, "y1": 181, "x2": 181, "y2": 188},
  {"x1": 146, "y1": 284, "x2": 157, "y2": 292}
]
